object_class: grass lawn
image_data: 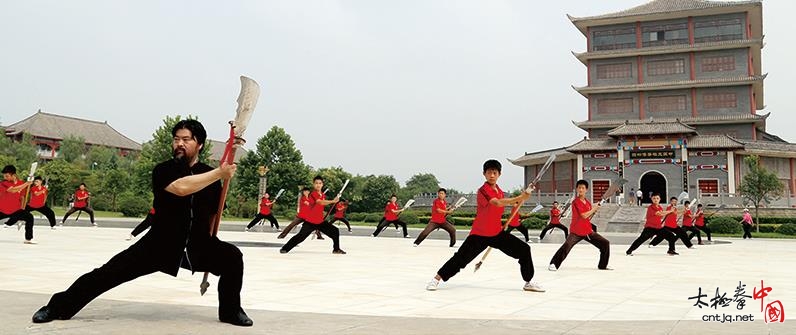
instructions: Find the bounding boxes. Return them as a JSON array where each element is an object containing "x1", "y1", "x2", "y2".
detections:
[
  {"x1": 712, "y1": 232, "x2": 796, "y2": 239},
  {"x1": 51, "y1": 207, "x2": 125, "y2": 218}
]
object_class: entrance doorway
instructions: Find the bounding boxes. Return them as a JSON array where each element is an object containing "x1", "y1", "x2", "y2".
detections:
[{"x1": 640, "y1": 171, "x2": 667, "y2": 204}]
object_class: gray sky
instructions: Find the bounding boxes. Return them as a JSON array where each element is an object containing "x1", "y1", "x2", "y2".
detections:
[{"x1": 2, "y1": 0, "x2": 794, "y2": 192}]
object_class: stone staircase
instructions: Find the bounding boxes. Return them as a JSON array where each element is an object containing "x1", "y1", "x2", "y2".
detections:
[{"x1": 605, "y1": 205, "x2": 647, "y2": 233}]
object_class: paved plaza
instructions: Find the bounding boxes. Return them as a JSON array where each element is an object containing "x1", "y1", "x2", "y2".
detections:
[{"x1": 1, "y1": 218, "x2": 795, "y2": 334}]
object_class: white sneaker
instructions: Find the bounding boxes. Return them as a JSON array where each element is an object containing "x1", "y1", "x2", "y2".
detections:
[
  {"x1": 523, "y1": 281, "x2": 545, "y2": 292},
  {"x1": 125, "y1": 234, "x2": 133, "y2": 241},
  {"x1": 548, "y1": 264, "x2": 557, "y2": 272},
  {"x1": 51, "y1": 226, "x2": 56, "y2": 230},
  {"x1": 245, "y1": 227, "x2": 250, "y2": 232},
  {"x1": 413, "y1": 243, "x2": 418, "y2": 247},
  {"x1": 648, "y1": 244, "x2": 653, "y2": 248},
  {"x1": 92, "y1": 222, "x2": 98, "y2": 227},
  {"x1": 24, "y1": 240, "x2": 37, "y2": 245},
  {"x1": 426, "y1": 279, "x2": 440, "y2": 291}
]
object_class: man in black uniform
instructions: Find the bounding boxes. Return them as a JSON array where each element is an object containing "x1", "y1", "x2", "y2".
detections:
[{"x1": 31, "y1": 119, "x2": 253, "y2": 327}]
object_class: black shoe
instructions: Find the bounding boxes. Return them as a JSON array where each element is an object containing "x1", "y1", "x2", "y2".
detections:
[
  {"x1": 667, "y1": 251, "x2": 679, "y2": 256},
  {"x1": 279, "y1": 249, "x2": 288, "y2": 254},
  {"x1": 219, "y1": 309, "x2": 253, "y2": 327},
  {"x1": 32, "y1": 306, "x2": 58, "y2": 323},
  {"x1": 332, "y1": 249, "x2": 347, "y2": 254}
]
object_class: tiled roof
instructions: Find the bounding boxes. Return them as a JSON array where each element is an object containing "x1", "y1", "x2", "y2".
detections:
[
  {"x1": 741, "y1": 140, "x2": 796, "y2": 154},
  {"x1": 573, "y1": 38, "x2": 763, "y2": 64},
  {"x1": 207, "y1": 139, "x2": 249, "y2": 163},
  {"x1": 607, "y1": 120, "x2": 696, "y2": 136},
  {"x1": 686, "y1": 134, "x2": 745, "y2": 149},
  {"x1": 568, "y1": 0, "x2": 761, "y2": 22},
  {"x1": 566, "y1": 138, "x2": 619, "y2": 152},
  {"x1": 574, "y1": 113, "x2": 769, "y2": 129},
  {"x1": 509, "y1": 147, "x2": 574, "y2": 166},
  {"x1": 574, "y1": 74, "x2": 766, "y2": 95},
  {"x1": 4, "y1": 111, "x2": 141, "y2": 151}
]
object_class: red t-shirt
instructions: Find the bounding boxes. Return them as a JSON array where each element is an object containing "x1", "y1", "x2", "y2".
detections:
[
  {"x1": 570, "y1": 198, "x2": 593, "y2": 236},
  {"x1": 470, "y1": 182, "x2": 504, "y2": 237},
  {"x1": 645, "y1": 204, "x2": 664, "y2": 229},
  {"x1": 0, "y1": 180, "x2": 24, "y2": 215},
  {"x1": 430, "y1": 198, "x2": 447, "y2": 223},
  {"x1": 74, "y1": 189, "x2": 89, "y2": 208},
  {"x1": 507, "y1": 205, "x2": 521, "y2": 227},
  {"x1": 682, "y1": 209, "x2": 693, "y2": 227},
  {"x1": 384, "y1": 202, "x2": 399, "y2": 221},
  {"x1": 259, "y1": 198, "x2": 273, "y2": 215},
  {"x1": 695, "y1": 209, "x2": 705, "y2": 226},
  {"x1": 297, "y1": 195, "x2": 311, "y2": 220},
  {"x1": 664, "y1": 204, "x2": 678, "y2": 228},
  {"x1": 306, "y1": 191, "x2": 326, "y2": 224},
  {"x1": 334, "y1": 202, "x2": 347, "y2": 219},
  {"x1": 550, "y1": 208, "x2": 561, "y2": 224},
  {"x1": 149, "y1": 207, "x2": 156, "y2": 215},
  {"x1": 29, "y1": 185, "x2": 48, "y2": 208}
]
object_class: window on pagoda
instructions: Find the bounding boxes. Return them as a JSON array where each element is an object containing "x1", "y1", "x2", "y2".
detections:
[
  {"x1": 703, "y1": 92, "x2": 737, "y2": 109},
  {"x1": 596, "y1": 63, "x2": 632, "y2": 79},
  {"x1": 701, "y1": 55, "x2": 736, "y2": 72},
  {"x1": 649, "y1": 95, "x2": 687, "y2": 113},
  {"x1": 592, "y1": 27, "x2": 636, "y2": 51},
  {"x1": 698, "y1": 179, "x2": 719, "y2": 195},
  {"x1": 694, "y1": 17, "x2": 744, "y2": 43},
  {"x1": 642, "y1": 23, "x2": 688, "y2": 47},
  {"x1": 597, "y1": 98, "x2": 634, "y2": 114},
  {"x1": 648, "y1": 59, "x2": 685, "y2": 76}
]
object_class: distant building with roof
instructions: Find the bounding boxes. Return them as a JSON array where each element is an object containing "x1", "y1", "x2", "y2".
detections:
[
  {"x1": 511, "y1": 0, "x2": 796, "y2": 204},
  {"x1": 206, "y1": 139, "x2": 248, "y2": 164},
  {"x1": 3, "y1": 110, "x2": 142, "y2": 159}
]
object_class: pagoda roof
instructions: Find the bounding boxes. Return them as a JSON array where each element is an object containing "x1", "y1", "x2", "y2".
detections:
[
  {"x1": 686, "y1": 134, "x2": 745, "y2": 149},
  {"x1": 574, "y1": 74, "x2": 765, "y2": 96},
  {"x1": 566, "y1": 138, "x2": 619, "y2": 153},
  {"x1": 572, "y1": 38, "x2": 763, "y2": 65},
  {"x1": 607, "y1": 120, "x2": 697, "y2": 136},
  {"x1": 573, "y1": 113, "x2": 769, "y2": 130},
  {"x1": 207, "y1": 139, "x2": 248, "y2": 164},
  {"x1": 4, "y1": 111, "x2": 141, "y2": 151},
  {"x1": 508, "y1": 147, "x2": 575, "y2": 166}
]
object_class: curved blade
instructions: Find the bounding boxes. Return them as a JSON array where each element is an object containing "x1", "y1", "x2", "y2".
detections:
[{"x1": 233, "y1": 76, "x2": 260, "y2": 138}]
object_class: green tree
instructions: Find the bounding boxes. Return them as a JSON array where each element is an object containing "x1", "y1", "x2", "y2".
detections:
[
  {"x1": 59, "y1": 135, "x2": 86, "y2": 163},
  {"x1": 234, "y1": 126, "x2": 311, "y2": 210},
  {"x1": 314, "y1": 166, "x2": 353, "y2": 197},
  {"x1": 398, "y1": 173, "x2": 440, "y2": 201},
  {"x1": 358, "y1": 175, "x2": 400, "y2": 212},
  {"x1": 739, "y1": 155, "x2": 785, "y2": 232},
  {"x1": 86, "y1": 145, "x2": 117, "y2": 170},
  {"x1": 37, "y1": 159, "x2": 82, "y2": 207},
  {"x1": 133, "y1": 115, "x2": 211, "y2": 195},
  {"x1": 0, "y1": 132, "x2": 38, "y2": 169}
]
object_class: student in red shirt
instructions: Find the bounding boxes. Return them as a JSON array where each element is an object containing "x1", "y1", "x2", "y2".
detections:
[
  {"x1": 1, "y1": 165, "x2": 36, "y2": 243},
  {"x1": 280, "y1": 175, "x2": 345, "y2": 254},
  {"x1": 425, "y1": 160, "x2": 544, "y2": 292},
  {"x1": 648, "y1": 197, "x2": 695, "y2": 249},
  {"x1": 539, "y1": 201, "x2": 568, "y2": 240},
  {"x1": 277, "y1": 187, "x2": 321, "y2": 240},
  {"x1": 687, "y1": 203, "x2": 712, "y2": 243},
  {"x1": 245, "y1": 192, "x2": 280, "y2": 232},
  {"x1": 626, "y1": 193, "x2": 678, "y2": 256},
  {"x1": 372, "y1": 195, "x2": 410, "y2": 238},
  {"x1": 26, "y1": 176, "x2": 57, "y2": 228},
  {"x1": 505, "y1": 202, "x2": 531, "y2": 242},
  {"x1": 328, "y1": 199, "x2": 352, "y2": 233},
  {"x1": 680, "y1": 201, "x2": 702, "y2": 245},
  {"x1": 60, "y1": 183, "x2": 95, "y2": 226},
  {"x1": 548, "y1": 180, "x2": 611, "y2": 271},
  {"x1": 127, "y1": 207, "x2": 155, "y2": 241},
  {"x1": 413, "y1": 188, "x2": 457, "y2": 247}
]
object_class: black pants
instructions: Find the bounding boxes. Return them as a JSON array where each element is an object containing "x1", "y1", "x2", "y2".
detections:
[
  {"x1": 246, "y1": 213, "x2": 279, "y2": 229},
  {"x1": 130, "y1": 213, "x2": 154, "y2": 237},
  {"x1": 539, "y1": 223, "x2": 568, "y2": 240},
  {"x1": 373, "y1": 218, "x2": 408, "y2": 237},
  {"x1": 277, "y1": 217, "x2": 321, "y2": 239},
  {"x1": 62, "y1": 206, "x2": 95, "y2": 224},
  {"x1": 650, "y1": 226, "x2": 694, "y2": 248},
  {"x1": 280, "y1": 221, "x2": 341, "y2": 253},
  {"x1": 27, "y1": 205, "x2": 56, "y2": 227},
  {"x1": 437, "y1": 231, "x2": 534, "y2": 282},
  {"x1": 329, "y1": 218, "x2": 351, "y2": 231},
  {"x1": 1, "y1": 210, "x2": 35, "y2": 240},
  {"x1": 506, "y1": 224, "x2": 530, "y2": 242},
  {"x1": 743, "y1": 224, "x2": 753, "y2": 239},
  {"x1": 688, "y1": 225, "x2": 712, "y2": 242},
  {"x1": 549, "y1": 232, "x2": 610, "y2": 270},
  {"x1": 627, "y1": 227, "x2": 676, "y2": 254},
  {"x1": 414, "y1": 220, "x2": 456, "y2": 247},
  {"x1": 44, "y1": 238, "x2": 244, "y2": 320},
  {"x1": 684, "y1": 226, "x2": 702, "y2": 243}
]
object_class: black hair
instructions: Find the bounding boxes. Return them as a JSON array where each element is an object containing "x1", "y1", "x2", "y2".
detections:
[
  {"x1": 697, "y1": 204, "x2": 703, "y2": 208},
  {"x1": 553, "y1": 201, "x2": 559, "y2": 204},
  {"x1": 1, "y1": 165, "x2": 16, "y2": 174},
  {"x1": 313, "y1": 175, "x2": 324, "y2": 182},
  {"x1": 684, "y1": 201, "x2": 691, "y2": 205},
  {"x1": 438, "y1": 188, "x2": 447, "y2": 193},
  {"x1": 301, "y1": 187, "x2": 311, "y2": 192},
  {"x1": 482, "y1": 159, "x2": 502, "y2": 173},
  {"x1": 34, "y1": 176, "x2": 42, "y2": 181},
  {"x1": 172, "y1": 119, "x2": 207, "y2": 153},
  {"x1": 652, "y1": 193, "x2": 661, "y2": 197},
  {"x1": 79, "y1": 183, "x2": 86, "y2": 187},
  {"x1": 390, "y1": 194, "x2": 397, "y2": 199},
  {"x1": 576, "y1": 179, "x2": 589, "y2": 188},
  {"x1": 670, "y1": 197, "x2": 678, "y2": 201}
]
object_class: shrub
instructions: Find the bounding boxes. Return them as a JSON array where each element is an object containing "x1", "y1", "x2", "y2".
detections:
[
  {"x1": 348, "y1": 212, "x2": 366, "y2": 222},
  {"x1": 451, "y1": 217, "x2": 474, "y2": 226},
  {"x1": 364, "y1": 213, "x2": 383, "y2": 223},
  {"x1": 118, "y1": 192, "x2": 150, "y2": 217},
  {"x1": 400, "y1": 212, "x2": 420, "y2": 225},
  {"x1": 707, "y1": 216, "x2": 742, "y2": 234},
  {"x1": 523, "y1": 217, "x2": 546, "y2": 229},
  {"x1": 776, "y1": 223, "x2": 796, "y2": 235},
  {"x1": 758, "y1": 224, "x2": 780, "y2": 233}
]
